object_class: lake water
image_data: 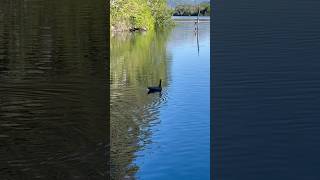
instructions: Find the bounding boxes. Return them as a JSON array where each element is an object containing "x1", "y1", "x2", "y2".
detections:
[
  {"x1": 213, "y1": 0, "x2": 320, "y2": 179},
  {"x1": 0, "y1": 1, "x2": 107, "y2": 179},
  {"x1": 111, "y1": 18, "x2": 210, "y2": 179}
]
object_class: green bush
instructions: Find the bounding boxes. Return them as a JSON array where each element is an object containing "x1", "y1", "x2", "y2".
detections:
[
  {"x1": 173, "y1": 2, "x2": 210, "y2": 16},
  {"x1": 110, "y1": 0, "x2": 173, "y2": 31}
]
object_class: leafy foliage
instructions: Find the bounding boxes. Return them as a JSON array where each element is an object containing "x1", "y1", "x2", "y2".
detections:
[
  {"x1": 173, "y1": 2, "x2": 210, "y2": 16},
  {"x1": 110, "y1": 0, "x2": 174, "y2": 31},
  {"x1": 149, "y1": 0, "x2": 175, "y2": 27}
]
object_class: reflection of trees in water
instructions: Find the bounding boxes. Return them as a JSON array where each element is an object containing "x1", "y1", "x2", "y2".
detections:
[
  {"x1": 0, "y1": 0, "x2": 107, "y2": 179},
  {"x1": 110, "y1": 29, "x2": 172, "y2": 179},
  {"x1": 0, "y1": 0, "x2": 107, "y2": 80}
]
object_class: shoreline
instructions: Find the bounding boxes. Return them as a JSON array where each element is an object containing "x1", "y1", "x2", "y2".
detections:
[
  {"x1": 111, "y1": 16, "x2": 210, "y2": 32},
  {"x1": 172, "y1": 16, "x2": 210, "y2": 22}
]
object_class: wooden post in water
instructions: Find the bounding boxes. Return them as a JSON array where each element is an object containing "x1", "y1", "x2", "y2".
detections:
[
  {"x1": 194, "y1": 0, "x2": 199, "y2": 31},
  {"x1": 193, "y1": 0, "x2": 200, "y2": 55},
  {"x1": 196, "y1": 2, "x2": 200, "y2": 55},
  {"x1": 197, "y1": 3, "x2": 200, "y2": 25}
]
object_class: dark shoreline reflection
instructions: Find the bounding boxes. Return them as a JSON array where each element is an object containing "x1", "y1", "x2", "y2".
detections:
[
  {"x1": 0, "y1": 0, "x2": 107, "y2": 179},
  {"x1": 110, "y1": 29, "x2": 172, "y2": 179}
]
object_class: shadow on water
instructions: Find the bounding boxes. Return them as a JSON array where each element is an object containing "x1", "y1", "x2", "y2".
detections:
[
  {"x1": 110, "y1": 29, "x2": 172, "y2": 179},
  {"x1": 0, "y1": 0, "x2": 107, "y2": 179}
]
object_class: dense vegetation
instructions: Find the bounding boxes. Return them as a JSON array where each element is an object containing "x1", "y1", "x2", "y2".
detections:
[
  {"x1": 173, "y1": 2, "x2": 210, "y2": 16},
  {"x1": 110, "y1": 0, "x2": 173, "y2": 31}
]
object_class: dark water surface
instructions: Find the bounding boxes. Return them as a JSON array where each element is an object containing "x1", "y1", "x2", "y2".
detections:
[
  {"x1": 111, "y1": 18, "x2": 210, "y2": 179},
  {"x1": 213, "y1": 0, "x2": 320, "y2": 179},
  {"x1": 0, "y1": 0, "x2": 107, "y2": 179}
]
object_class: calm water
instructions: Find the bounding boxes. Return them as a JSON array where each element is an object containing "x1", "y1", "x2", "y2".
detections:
[
  {"x1": 111, "y1": 19, "x2": 210, "y2": 179},
  {"x1": 173, "y1": 16, "x2": 210, "y2": 22},
  {"x1": 213, "y1": 0, "x2": 320, "y2": 179},
  {"x1": 0, "y1": 0, "x2": 107, "y2": 179}
]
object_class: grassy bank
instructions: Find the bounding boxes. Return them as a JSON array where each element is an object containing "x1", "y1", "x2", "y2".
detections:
[{"x1": 110, "y1": 0, "x2": 173, "y2": 32}]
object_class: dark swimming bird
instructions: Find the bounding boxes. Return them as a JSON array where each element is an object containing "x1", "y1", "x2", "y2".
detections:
[{"x1": 147, "y1": 79, "x2": 162, "y2": 94}]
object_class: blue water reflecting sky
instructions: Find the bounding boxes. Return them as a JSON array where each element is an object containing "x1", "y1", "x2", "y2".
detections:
[{"x1": 135, "y1": 19, "x2": 210, "y2": 180}]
